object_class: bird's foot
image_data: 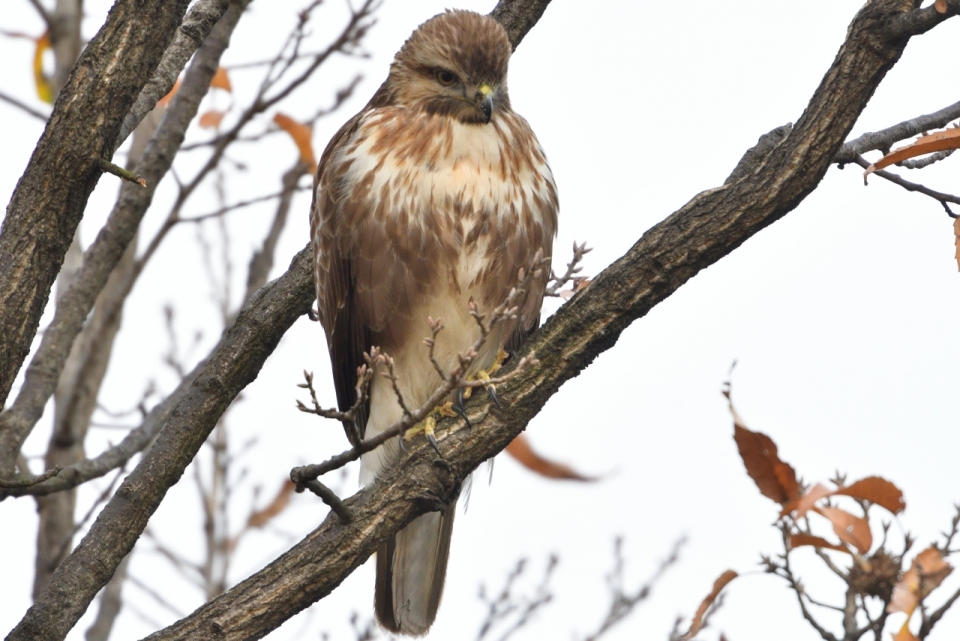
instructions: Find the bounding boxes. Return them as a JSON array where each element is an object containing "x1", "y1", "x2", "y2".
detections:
[
  {"x1": 404, "y1": 402, "x2": 458, "y2": 454},
  {"x1": 461, "y1": 349, "x2": 508, "y2": 409}
]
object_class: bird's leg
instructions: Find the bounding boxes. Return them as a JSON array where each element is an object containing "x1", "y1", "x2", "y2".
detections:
[{"x1": 404, "y1": 402, "x2": 458, "y2": 454}]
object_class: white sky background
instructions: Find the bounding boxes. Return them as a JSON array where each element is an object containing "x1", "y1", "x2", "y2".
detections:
[{"x1": 1, "y1": 1, "x2": 959, "y2": 640}]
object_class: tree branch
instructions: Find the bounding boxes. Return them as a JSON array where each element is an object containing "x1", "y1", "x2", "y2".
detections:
[
  {"x1": 114, "y1": 0, "x2": 231, "y2": 151},
  {"x1": 836, "y1": 99, "x2": 960, "y2": 163},
  {"x1": 0, "y1": 0, "x2": 192, "y2": 434}
]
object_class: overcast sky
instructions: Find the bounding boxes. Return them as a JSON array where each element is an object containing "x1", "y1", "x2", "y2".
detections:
[{"x1": 2, "y1": 1, "x2": 959, "y2": 640}]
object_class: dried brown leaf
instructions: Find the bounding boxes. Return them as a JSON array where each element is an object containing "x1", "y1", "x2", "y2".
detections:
[
  {"x1": 273, "y1": 112, "x2": 316, "y2": 169},
  {"x1": 915, "y1": 546, "x2": 953, "y2": 600},
  {"x1": 210, "y1": 66, "x2": 232, "y2": 92},
  {"x1": 888, "y1": 564, "x2": 920, "y2": 615},
  {"x1": 679, "y1": 570, "x2": 738, "y2": 640},
  {"x1": 789, "y1": 533, "x2": 852, "y2": 554},
  {"x1": 247, "y1": 479, "x2": 296, "y2": 528},
  {"x1": 732, "y1": 421, "x2": 799, "y2": 505},
  {"x1": 835, "y1": 476, "x2": 905, "y2": 514},
  {"x1": 784, "y1": 482, "x2": 834, "y2": 518},
  {"x1": 817, "y1": 507, "x2": 872, "y2": 554},
  {"x1": 505, "y1": 434, "x2": 596, "y2": 481},
  {"x1": 865, "y1": 128, "x2": 960, "y2": 177},
  {"x1": 199, "y1": 110, "x2": 226, "y2": 129}
]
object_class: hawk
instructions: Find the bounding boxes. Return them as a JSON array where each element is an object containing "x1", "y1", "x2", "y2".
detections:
[{"x1": 310, "y1": 10, "x2": 558, "y2": 635}]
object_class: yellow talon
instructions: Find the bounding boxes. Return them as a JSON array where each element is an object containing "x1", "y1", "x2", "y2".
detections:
[
  {"x1": 404, "y1": 406, "x2": 450, "y2": 455},
  {"x1": 463, "y1": 350, "x2": 508, "y2": 401}
]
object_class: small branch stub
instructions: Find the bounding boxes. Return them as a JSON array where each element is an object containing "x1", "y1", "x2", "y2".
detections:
[{"x1": 96, "y1": 157, "x2": 147, "y2": 187}]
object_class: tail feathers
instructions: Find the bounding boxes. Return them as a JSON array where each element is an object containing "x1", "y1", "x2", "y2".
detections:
[{"x1": 375, "y1": 509, "x2": 456, "y2": 636}]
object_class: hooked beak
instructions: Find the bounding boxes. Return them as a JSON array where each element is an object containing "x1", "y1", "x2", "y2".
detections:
[{"x1": 476, "y1": 84, "x2": 494, "y2": 123}]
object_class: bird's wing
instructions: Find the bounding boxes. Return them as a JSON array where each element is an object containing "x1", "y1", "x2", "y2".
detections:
[{"x1": 311, "y1": 111, "x2": 371, "y2": 442}]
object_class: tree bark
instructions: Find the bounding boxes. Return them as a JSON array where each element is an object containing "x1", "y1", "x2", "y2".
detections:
[{"x1": 0, "y1": 0, "x2": 192, "y2": 447}]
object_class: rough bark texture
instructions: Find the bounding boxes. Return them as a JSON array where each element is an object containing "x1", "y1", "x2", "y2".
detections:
[
  {"x1": 135, "y1": 1, "x2": 945, "y2": 640},
  {"x1": 0, "y1": 0, "x2": 244, "y2": 481},
  {"x1": 0, "y1": 0, "x2": 191, "y2": 436},
  {"x1": 490, "y1": 0, "x2": 552, "y2": 50}
]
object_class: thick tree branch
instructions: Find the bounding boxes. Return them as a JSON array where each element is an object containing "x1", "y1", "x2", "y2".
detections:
[
  {"x1": 123, "y1": 2, "x2": 950, "y2": 640},
  {"x1": 0, "y1": 0, "x2": 191, "y2": 429}
]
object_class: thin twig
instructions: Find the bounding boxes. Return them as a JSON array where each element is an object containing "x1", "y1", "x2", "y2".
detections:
[
  {"x1": 545, "y1": 241, "x2": 591, "y2": 298},
  {"x1": 0, "y1": 465, "x2": 61, "y2": 488},
  {"x1": 0, "y1": 89, "x2": 48, "y2": 121},
  {"x1": 96, "y1": 158, "x2": 147, "y2": 187},
  {"x1": 854, "y1": 155, "x2": 960, "y2": 213}
]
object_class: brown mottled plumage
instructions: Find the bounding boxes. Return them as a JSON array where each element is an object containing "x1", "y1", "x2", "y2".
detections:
[{"x1": 310, "y1": 10, "x2": 558, "y2": 635}]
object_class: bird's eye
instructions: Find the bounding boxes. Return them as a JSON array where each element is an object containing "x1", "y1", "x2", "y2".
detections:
[{"x1": 435, "y1": 69, "x2": 457, "y2": 86}]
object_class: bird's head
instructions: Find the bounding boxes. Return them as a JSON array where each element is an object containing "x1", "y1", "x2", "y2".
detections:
[{"x1": 387, "y1": 10, "x2": 512, "y2": 125}]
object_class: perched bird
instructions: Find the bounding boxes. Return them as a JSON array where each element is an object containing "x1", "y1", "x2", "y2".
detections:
[{"x1": 310, "y1": 10, "x2": 558, "y2": 635}]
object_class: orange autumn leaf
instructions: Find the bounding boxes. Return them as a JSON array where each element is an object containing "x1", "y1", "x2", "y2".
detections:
[
  {"x1": 727, "y1": 391, "x2": 799, "y2": 505},
  {"x1": 914, "y1": 546, "x2": 953, "y2": 600},
  {"x1": 273, "y1": 113, "x2": 317, "y2": 169},
  {"x1": 834, "y1": 476, "x2": 905, "y2": 514},
  {"x1": 678, "y1": 570, "x2": 738, "y2": 640},
  {"x1": 865, "y1": 128, "x2": 960, "y2": 177},
  {"x1": 199, "y1": 110, "x2": 226, "y2": 129},
  {"x1": 210, "y1": 66, "x2": 232, "y2": 92},
  {"x1": 886, "y1": 546, "x2": 951, "y2": 616},
  {"x1": 784, "y1": 482, "x2": 834, "y2": 518},
  {"x1": 157, "y1": 78, "x2": 181, "y2": 107},
  {"x1": 893, "y1": 626, "x2": 919, "y2": 641},
  {"x1": 505, "y1": 433, "x2": 595, "y2": 481},
  {"x1": 954, "y1": 217, "x2": 960, "y2": 272},
  {"x1": 247, "y1": 479, "x2": 296, "y2": 528},
  {"x1": 817, "y1": 506, "x2": 872, "y2": 554},
  {"x1": 33, "y1": 31, "x2": 53, "y2": 104},
  {"x1": 788, "y1": 533, "x2": 852, "y2": 554}
]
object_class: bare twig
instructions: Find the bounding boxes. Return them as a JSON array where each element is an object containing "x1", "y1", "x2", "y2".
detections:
[
  {"x1": 177, "y1": 183, "x2": 309, "y2": 224},
  {"x1": 854, "y1": 155, "x2": 960, "y2": 214},
  {"x1": 0, "y1": 89, "x2": 48, "y2": 121},
  {"x1": 584, "y1": 538, "x2": 684, "y2": 641},
  {"x1": 475, "y1": 555, "x2": 558, "y2": 641},
  {"x1": 0, "y1": 466, "x2": 62, "y2": 488},
  {"x1": 545, "y1": 241, "x2": 592, "y2": 298},
  {"x1": 96, "y1": 158, "x2": 147, "y2": 187}
]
